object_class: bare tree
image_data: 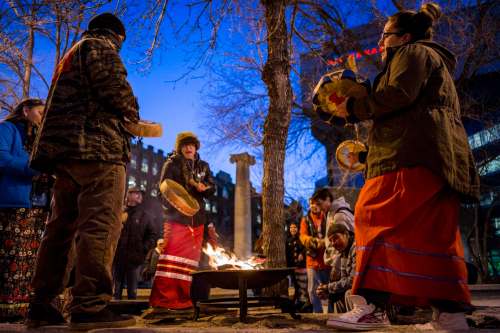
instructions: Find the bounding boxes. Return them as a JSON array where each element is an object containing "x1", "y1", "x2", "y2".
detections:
[
  {"x1": 0, "y1": 0, "x2": 107, "y2": 111},
  {"x1": 259, "y1": 0, "x2": 293, "y2": 294},
  {"x1": 121, "y1": 1, "x2": 337, "y2": 293}
]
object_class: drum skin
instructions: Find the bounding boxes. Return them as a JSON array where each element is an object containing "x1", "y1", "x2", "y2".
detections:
[
  {"x1": 336, "y1": 140, "x2": 367, "y2": 172},
  {"x1": 159, "y1": 179, "x2": 200, "y2": 217}
]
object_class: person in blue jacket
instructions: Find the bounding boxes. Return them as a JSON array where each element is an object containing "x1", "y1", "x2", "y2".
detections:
[{"x1": 0, "y1": 98, "x2": 53, "y2": 322}]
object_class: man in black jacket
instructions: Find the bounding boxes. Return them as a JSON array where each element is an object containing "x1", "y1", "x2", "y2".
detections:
[{"x1": 113, "y1": 187, "x2": 157, "y2": 300}]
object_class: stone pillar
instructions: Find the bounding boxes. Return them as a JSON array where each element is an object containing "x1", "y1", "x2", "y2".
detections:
[{"x1": 230, "y1": 152, "x2": 256, "y2": 259}]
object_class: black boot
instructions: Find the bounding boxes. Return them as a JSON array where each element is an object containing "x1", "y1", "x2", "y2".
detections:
[
  {"x1": 25, "y1": 302, "x2": 66, "y2": 328},
  {"x1": 70, "y1": 307, "x2": 135, "y2": 330}
]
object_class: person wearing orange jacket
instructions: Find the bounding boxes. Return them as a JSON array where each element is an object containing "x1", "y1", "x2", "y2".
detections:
[{"x1": 299, "y1": 196, "x2": 331, "y2": 313}]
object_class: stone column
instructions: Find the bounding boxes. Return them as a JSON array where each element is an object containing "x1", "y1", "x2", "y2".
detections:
[{"x1": 230, "y1": 152, "x2": 256, "y2": 259}]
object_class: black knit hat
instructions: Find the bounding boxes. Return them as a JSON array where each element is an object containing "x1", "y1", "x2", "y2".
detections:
[{"x1": 88, "y1": 13, "x2": 126, "y2": 40}]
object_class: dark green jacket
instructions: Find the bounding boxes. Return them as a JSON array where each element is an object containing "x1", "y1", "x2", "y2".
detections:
[
  {"x1": 31, "y1": 29, "x2": 138, "y2": 173},
  {"x1": 347, "y1": 40, "x2": 480, "y2": 200}
]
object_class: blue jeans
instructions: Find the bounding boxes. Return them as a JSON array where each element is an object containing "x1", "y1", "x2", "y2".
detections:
[{"x1": 307, "y1": 268, "x2": 330, "y2": 313}]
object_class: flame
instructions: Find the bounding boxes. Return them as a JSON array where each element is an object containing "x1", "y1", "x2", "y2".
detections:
[{"x1": 202, "y1": 243, "x2": 264, "y2": 270}]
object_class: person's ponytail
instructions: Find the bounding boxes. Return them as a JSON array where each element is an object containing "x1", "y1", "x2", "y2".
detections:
[
  {"x1": 411, "y1": 2, "x2": 442, "y2": 40},
  {"x1": 388, "y1": 2, "x2": 442, "y2": 42}
]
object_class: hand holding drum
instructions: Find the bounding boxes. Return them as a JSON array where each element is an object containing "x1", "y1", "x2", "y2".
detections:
[
  {"x1": 312, "y1": 69, "x2": 369, "y2": 172},
  {"x1": 123, "y1": 119, "x2": 163, "y2": 137},
  {"x1": 312, "y1": 69, "x2": 369, "y2": 122},
  {"x1": 188, "y1": 179, "x2": 211, "y2": 192}
]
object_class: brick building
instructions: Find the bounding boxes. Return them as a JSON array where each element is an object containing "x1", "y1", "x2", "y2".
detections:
[{"x1": 126, "y1": 141, "x2": 263, "y2": 252}]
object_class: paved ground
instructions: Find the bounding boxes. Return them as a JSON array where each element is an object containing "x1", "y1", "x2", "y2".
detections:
[
  {"x1": 1, "y1": 286, "x2": 499, "y2": 332},
  {"x1": 1, "y1": 310, "x2": 499, "y2": 333}
]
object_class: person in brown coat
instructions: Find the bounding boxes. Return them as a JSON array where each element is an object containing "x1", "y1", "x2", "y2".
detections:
[
  {"x1": 328, "y1": 2, "x2": 479, "y2": 331},
  {"x1": 26, "y1": 13, "x2": 137, "y2": 329}
]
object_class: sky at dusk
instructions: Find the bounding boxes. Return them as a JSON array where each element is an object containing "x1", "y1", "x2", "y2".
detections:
[
  {"x1": 21, "y1": 0, "x2": 409, "y2": 201},
  {"x1": 28, "y1": 3, "x2": 246, "y2": 190}
]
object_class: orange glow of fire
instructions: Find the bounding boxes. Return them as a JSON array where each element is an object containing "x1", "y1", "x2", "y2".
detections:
[{"x1": 202, "y1": 243, "x2": 264, "y2": 270}]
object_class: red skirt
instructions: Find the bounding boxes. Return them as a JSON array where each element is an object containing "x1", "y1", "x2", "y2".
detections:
[
  {"x1": 352, "y1": 167, "x2": 470, "y2": 306},
  {"x1": 149, "y1": 221, "x2": 204, "y2": 309}
]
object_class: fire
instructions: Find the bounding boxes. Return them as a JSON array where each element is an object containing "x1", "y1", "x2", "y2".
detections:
[{"x1": 202, "y1": 243, "x2": 264, "y2": 270}]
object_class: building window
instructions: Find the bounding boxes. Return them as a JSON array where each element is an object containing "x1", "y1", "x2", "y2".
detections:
[
  {"x1": 152, "y1": 163, "x2": 158, "y2": 176},
  {"x1": 205, "y1": 201, "x2": 211, "y2": 212},
  {"x1": 468, "y1": 124, "x2": 500, "y2": 150},
  {"x1": 494, "y1": 217, "x2": 500, "y2": 236},
  {"x1": 256, "y1": 215, "x2": 262, "y2": 224},
  {"x1": 141, "y1": 158, "x2": 149, "y2": 173},
  {"x1": 130, "y1": 158, "x2": 137, "y2": 169},
  {"x1": 128, "y1": 176, "x2": 136, "y2": 188},
  {"x1": 151, "y1": 188, "x2": 158, "y2": 197},
  {"x1": 212, "y1": 204, "x2": 217, "y2": 213},
  {"x1": 141, "y1": 179, "x2": 147, "y2": 189},
  {"x1": 222, "y1": 187, "x2": 229, "y2": 199},
  {"x1": 480, "y1": 191, "x2": 496, "y2": 207},
  {"x1": 479, "y1": 156, "x2": 500, "y2": 176}
]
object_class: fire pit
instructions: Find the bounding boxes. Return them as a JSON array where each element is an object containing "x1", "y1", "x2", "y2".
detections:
[{"x1": 191, "y1": 267, "x2": 300, "y2": 322}]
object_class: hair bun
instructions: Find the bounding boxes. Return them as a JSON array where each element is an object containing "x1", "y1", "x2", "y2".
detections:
[{"x1": 420, "y1": 2, "x2": 442, "y2": 23}]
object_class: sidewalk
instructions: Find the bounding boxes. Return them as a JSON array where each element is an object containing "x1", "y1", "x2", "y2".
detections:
[{"x1": 1, "y1": 286, "x2": 499, "y2": 332}]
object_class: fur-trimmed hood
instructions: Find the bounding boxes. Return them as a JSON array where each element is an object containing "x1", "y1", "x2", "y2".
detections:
[{"x1": 175, "y1": 131, "x2": 200, "y2": 152}]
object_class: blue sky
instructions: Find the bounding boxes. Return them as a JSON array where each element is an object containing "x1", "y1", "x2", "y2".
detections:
[
  {"x1": 27, "y1": 3, "x2": 242, "y2": 188},
  {"x1": 23, "y1": 0, "x2": 411, "y2": 200}
]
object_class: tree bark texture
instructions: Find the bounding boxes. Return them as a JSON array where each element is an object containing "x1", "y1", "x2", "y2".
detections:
[
  {"x1": 260, "y1": 0, "x2": 292, "y2": 296},
  {"x1": 23, "y1": 23, "x2": 35, "y2": 99}
]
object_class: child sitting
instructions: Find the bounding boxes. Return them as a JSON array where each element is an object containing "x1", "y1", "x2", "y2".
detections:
[{"x1": 317, "y1": 223, "x2": 356, "y2": 314}]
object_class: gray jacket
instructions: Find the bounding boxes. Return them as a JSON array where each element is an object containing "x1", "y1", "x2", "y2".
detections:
[
  {"x1": 324, "y1": 197, "x2": 354, "y2": 266},
  {"x1": 328, "y1": 237, "x2": 356, "y2": 294}
]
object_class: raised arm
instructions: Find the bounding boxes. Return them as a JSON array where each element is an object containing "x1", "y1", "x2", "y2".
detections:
[{"x1": 348, "y1": 45, "x2": 432, "y2": 121}]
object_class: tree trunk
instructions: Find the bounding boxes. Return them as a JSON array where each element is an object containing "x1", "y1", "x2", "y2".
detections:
[
  {"x1": 54, "y1": 5, "x2": 62, "y2": 67},
  {"x1": 260, "y1": 0, "x2": 292, "y2": 297},
  {"x1": 22, "y1": 21, "x2": 35, "y2": 99}
]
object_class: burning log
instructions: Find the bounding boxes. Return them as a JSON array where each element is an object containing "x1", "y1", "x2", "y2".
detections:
[{"x1": 202, "y1": 243, "x2": 265, "y2": 270}]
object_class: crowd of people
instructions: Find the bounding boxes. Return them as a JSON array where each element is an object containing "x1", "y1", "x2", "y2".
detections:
[{"x1": 0, "y1": 1, "x2": 481, "y2": 331}]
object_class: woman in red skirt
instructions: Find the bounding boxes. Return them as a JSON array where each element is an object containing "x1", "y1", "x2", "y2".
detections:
[
  {"x1": 328, "y1": 2, "x2": 479, "y2": 331},
  {"x1": 149, "y1": 132, "x2": 215, "y2": 313}
]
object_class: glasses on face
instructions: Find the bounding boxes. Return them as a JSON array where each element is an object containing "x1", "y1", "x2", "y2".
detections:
[{"x1": 380, "y1": 31, "x2": 403, "y2": 40}]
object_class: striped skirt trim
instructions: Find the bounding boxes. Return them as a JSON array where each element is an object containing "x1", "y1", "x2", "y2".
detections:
[{"x1": 352, "y1": 167, "x2": 470, "y2": 306}]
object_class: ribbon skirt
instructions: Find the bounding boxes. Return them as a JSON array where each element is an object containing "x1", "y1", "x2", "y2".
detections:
[
  {"x1": 352, "y1": 167, "x2": 470, "y2": 306},
  {"x1": 149, "y1": 221, "x2": 204, "y2": 309}
]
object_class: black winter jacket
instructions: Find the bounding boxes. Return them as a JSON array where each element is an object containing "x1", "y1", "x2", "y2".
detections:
[
  {"x1": 286, "y1": 234, "x2": 306, "y2": 268},
  {"x1": 114, "y1": 203, "x2": 158, "y2": 270},
  {"x1": 160, "y1": 152, "x2": 215, "y2": 227}
]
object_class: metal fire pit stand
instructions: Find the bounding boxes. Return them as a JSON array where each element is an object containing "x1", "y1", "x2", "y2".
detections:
[{"x1": 191, "y1": 269, "x2": 301, "y2": 323}]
